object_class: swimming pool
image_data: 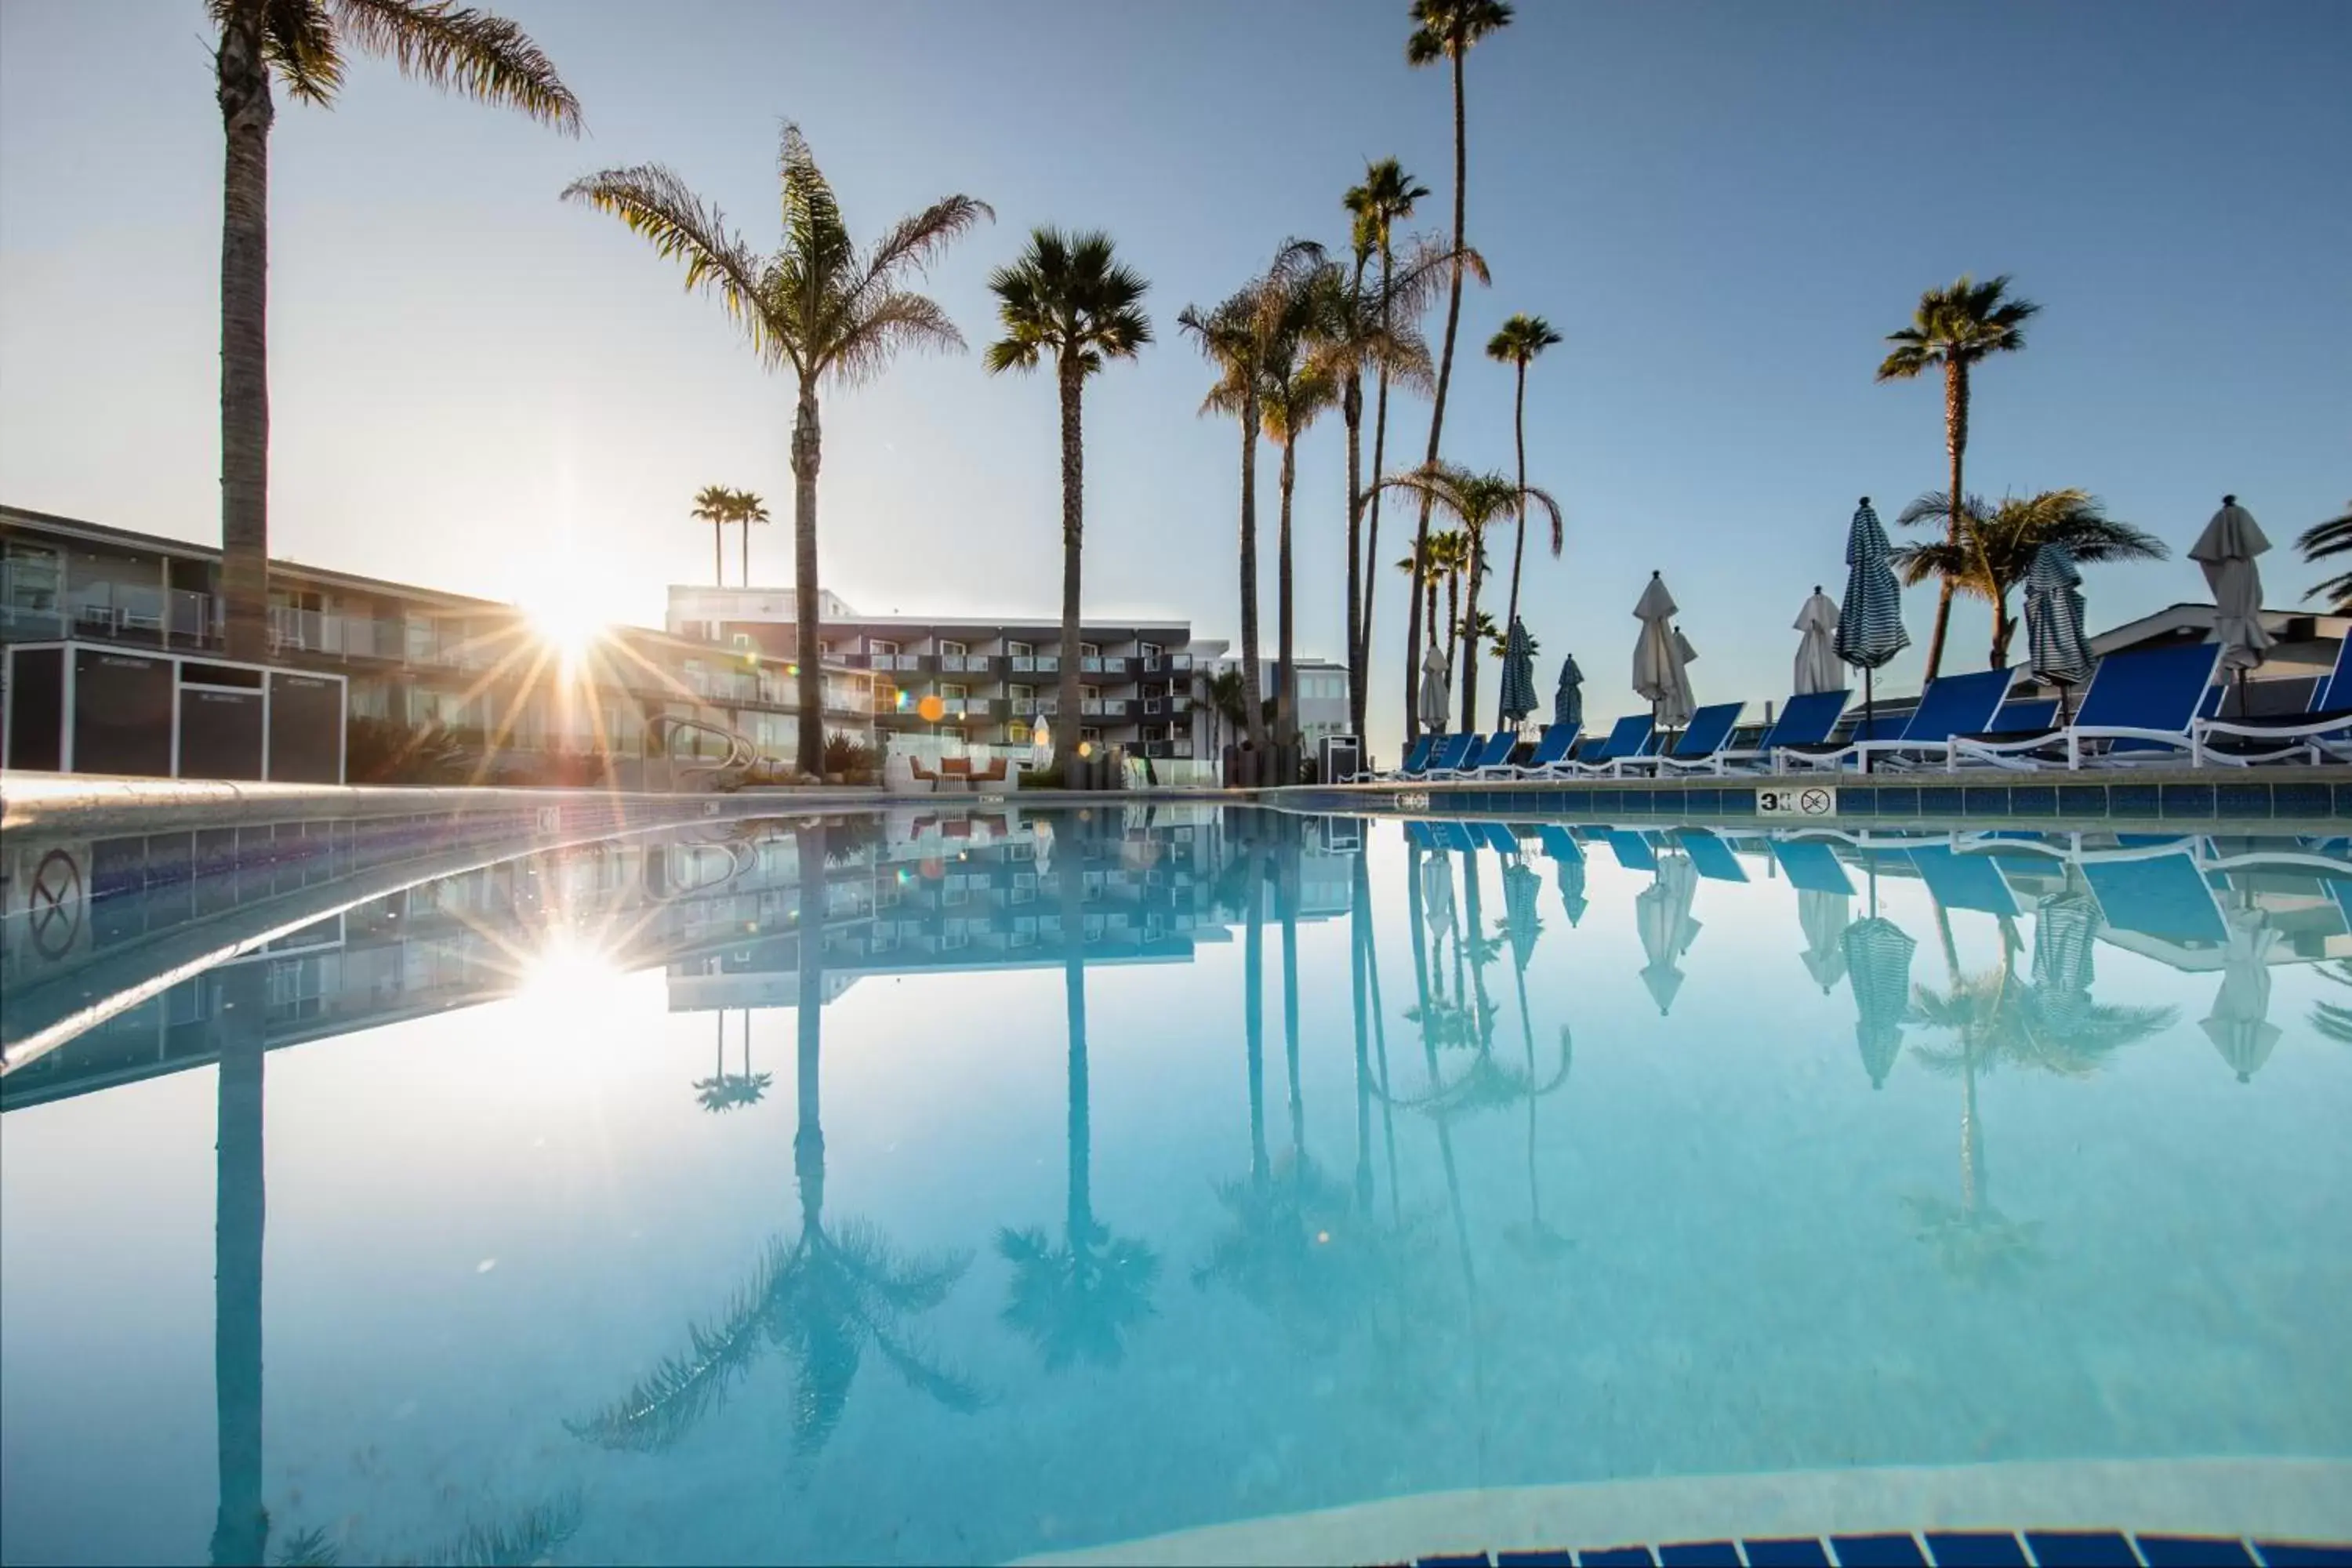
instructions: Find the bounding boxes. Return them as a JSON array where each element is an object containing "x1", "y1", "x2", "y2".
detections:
[{"x1": 2, "y1": 805, "x2": 2347, "y2": 1565}]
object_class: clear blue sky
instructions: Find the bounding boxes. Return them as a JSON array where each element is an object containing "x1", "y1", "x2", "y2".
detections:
[{"x1": 2, "y1": 0, "x2": 2346, "y2": 753}]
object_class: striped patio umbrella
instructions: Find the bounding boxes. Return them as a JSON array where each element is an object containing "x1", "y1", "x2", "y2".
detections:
[
  {"x1": 1842, "y1": 914, "x2": 1918, "y2": 1089},
  {"x1": 2027, "y1": 890, "x2": 2100, "y2": 1040},
  {"x1": 2190, "y1": 494, "x2": 2275, "y2": 713},
  {"x1": 1553, "y1": 652, "x2": 1585, "y2": 732},
  {"x1": 1501, "y1": 854, "x2": 1544, "y2": 972},
  {"x1": 1835, "y1": 497, "x2": 1911, "y2": 734},
  {"x1": 2024, "y1": 541, "x2": 2093, "y2": 722},
  {"x1": 1497, "y1": 616, "x2": 1541, "y2": 727},
  {"x1": 1555, "y1": 851, "x2": 1588, "y2": 927}
]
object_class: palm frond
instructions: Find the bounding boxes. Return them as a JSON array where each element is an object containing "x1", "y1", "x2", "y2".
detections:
[
  {"x1": 826, "y1": 291, "x2": 966, "y2": 387},
  {"x1": 328, "y1": 0, "x2": 580, "y2": 130},
  {"x1": 851, "y1": 194, "x2": 996, "y2": 313},
  {"x1": 401, "y1": 1495, "x2": 583, "y2": 1568},
  {"x1": 561, "y1": 165, "x2": 782, "y2": 365},
  {"x1": 564, "y1": 1239, "x2": 788, "y2": 1452},
  {"x1": 246, "y1": 0, "x2": 346, "y2": 104},
  {"x1": 825, "y1": 1217, "x2": 971, "y2": 1312},
  {"x1": 2298, "y1": 506, "x2": 2352, "y2": 609},
  {"x1": 868, "y1": 1323, "x2": 990, "y2": 1414},
  {"x1": 274, "y1": 1525, "x2": 342, "y2": 1567},
  {"x1": 775, "y1": 121, "x2": 853, "y2": 287}
]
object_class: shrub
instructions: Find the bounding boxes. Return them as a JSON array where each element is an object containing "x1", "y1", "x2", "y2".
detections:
[
  {"x1": 345, "y1": 717, "x2": 467, "y2": 786},
  {"x1": 822, "y1": 733, "x2": 877, "y2": 778}
]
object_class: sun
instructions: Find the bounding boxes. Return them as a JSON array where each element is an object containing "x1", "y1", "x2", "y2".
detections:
[{"x1": 521, "y1": 590, "x2": 607, "y2": 668}]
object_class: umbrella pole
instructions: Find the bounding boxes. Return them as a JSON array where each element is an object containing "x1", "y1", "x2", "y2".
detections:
[{"x1": 1860, "y1": 667, "x2": 1874, "y2": 776}]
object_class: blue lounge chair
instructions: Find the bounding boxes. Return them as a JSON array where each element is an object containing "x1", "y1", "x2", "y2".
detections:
[
  {"x1": 1771, "y1": 837, "x2": 1855, "y2": 895},
  {"x1": 1367, "y1": 734, "x2": 1437, "y2": 781},
  {"x1": 1950, "y1": 643, "x2": 2222, "y2": 771},
  {"x1": 1784, "y1": 668, "x2": 2016, "y2": 772},
  {"x1": 2081, "y1": 851, "x2": 2228, "y2": 949},
  {"x1": 1537, "y1": 823, "x2": 1582, "y2": 863},
  {"x1": 1675, "y1": 829, "x2": 1750, "y2": 882},
  {"x1": 1618, "y1": 703, "x2": 1744, "y2": 775},
  {"x1": 1433, "y1": 730, "x2": 1518, "y2": 780},
  {"x1": 2193, "y1": 637, "x2": 2352, "y2": 765},
  {"x1": 1566, "y1": 713, "x2": 1657, "y2": 775},
  {"x1": 1681, "y1": 689, "x2": 1849, "y2": 775},
  {"x1": 1910, "y1": 844, "x2": 2022, "y2": 917},
  {"x1": 1415, "y1": 732, "x2": 1479, "y2": 779},
  {"x1": 1988, "y1": 698, "x2": 2060, "y2": 733},
  {"x1": 1603, "y1": 829, "x2": 1659, "y2": 872},
  {"x1": 1432, "y1": 819, "x2": 1480, "y2": 852},
  {"x1": 1473, "y1": 819, "x2": 1520, "y2": 854},
  {"x1": 1501, "y1": 723, "x2": 1583, "y2": 779}
]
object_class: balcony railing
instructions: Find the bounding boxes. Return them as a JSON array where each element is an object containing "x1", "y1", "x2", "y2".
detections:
[{"x1": 1142, "y1": 654, "x2": 1193, "y2": 673}]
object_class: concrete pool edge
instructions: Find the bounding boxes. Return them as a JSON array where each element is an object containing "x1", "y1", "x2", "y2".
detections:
[{"x1": 1014, "y1": 1457, "x2": 2352, "y2": 1566}]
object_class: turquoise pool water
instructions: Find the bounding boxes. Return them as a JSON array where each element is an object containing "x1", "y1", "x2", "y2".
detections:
[{"x1": 2, "y1": 806, "x2": 2347, "y2": 1565}]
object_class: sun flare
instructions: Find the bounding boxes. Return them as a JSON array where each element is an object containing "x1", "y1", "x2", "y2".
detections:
[{"x1": 521, "y1": 590, "x2": 608, "y2": 668}]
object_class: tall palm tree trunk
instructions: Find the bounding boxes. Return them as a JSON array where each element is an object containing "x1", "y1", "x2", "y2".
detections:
[
  {"x1": 1343, "y1": 362, "x2": 1366, "y2": 746},
  {"x1": 1504, "y1": 361, "x2": 1530, "y2": 633},
  {"x1": 1056, "y1": 357, "x2": 1086, "y2": 770},
  {"x1": 716, "y1": 518, "x2": 727, "y2": 586},
  {"x1": 1406, "y1": 46, "x2": 1472, "y2": 744},
  {"x1": 796, "y1": 822, "x2": 828, "y2": 1220},
  {"x1": 1238, "y1": 393, "x2": 1269, "y2": 753},
  {"x1": 1349, "y1": 851, "x2": 1375, "y2": 1211},
  {"x1": 1281, "y1": 888, "x2": 1304, "y2": 1156},
  {"x1": 1925, "y1": 361, "x2": 1969, "y2": 682},
  {"x1": 1062, "y1": 862, "x2": 1091, "y2": 1243},
  {"x1": 1276, "y1": 437, "x2": 1298, "y2": 750},
  {"x1": 791, "y1": 380, "x2": 826, "y2": 776},
  {"x1": 211, "y1": 962, "x2": 268, "y2": 1568},
  {"x1": 1244, "y1": 844, "x2": 1269, "y2": 1185},
  {"x1": 1360, "y1": 244, "x2": 1395, "y2": 746},
  {"x1": 739, "y1": 512, "x2": 750, "y2": 586},
  {"x1": 1458, "y1": 528, "x2": 1486, "y2": 731},
  {"x1": 216, "y1": 6, "x2": 273, "y2": 663}
]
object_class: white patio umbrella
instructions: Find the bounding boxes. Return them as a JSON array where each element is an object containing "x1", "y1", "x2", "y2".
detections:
[
  {"x1": 2201, "y1": 907, "x2": 2283, "y2": 1084},
  {"x1": 1417, "y1": 641, "x2": 1452, "y2": 734},
  {"x1": 2190, "y1": 494, "x2": 2275, "y2": 715},
  {"x1": 1634, "y1": 851, "x2": 1703, "y2": 1015},
  {"x1": 1633, "y1": 572, "x2": 1692, "y2": 731},
  {"x1": 1793, "y1": 586, "x2": 1842, "y2": 695},
  {"x1": 1797, "y1": 886, "x2": 1852, "y2": 993}
]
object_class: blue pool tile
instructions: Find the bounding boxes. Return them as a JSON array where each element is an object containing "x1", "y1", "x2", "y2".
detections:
[
  {"x1": 1590, "y1": 789, "x2": 1623, "y2": 812},
  {"x1": 2214, "y1": 782, "x2": 2274, "y2": 818},
  {"x1": 2257, "y1": 1544, "x2": 2352, "y2": 1568},
  {"x1": 2108, "y1": 782, "x2": 2162, "y2": 818},
  {"x1": 1842, "y1": 786, "x2": 1878, "y2": 815},
  {"x1": 1493, "y1": 1553, "x2": 1575, "y2": 1568},
  {"x1": 1719, "y1": 788, "x2": 1757, "y2": 815},
  {"x1": 2136, "y1": 1537, "x2": 2256, "y2": 1567},
  {"x1": 1830, "y1": 1536, "x2": 1929, "y2": 1567},
  {"x1": 1922, "y1": 1533, "x2": 2031, "y2": 1567},
  {"x1": 1875, "y1": 786, "x2": 1919, "y2": 817},
  {"x1": 2023, "y1": 1531, "x2": 2138, "y2": 1566},
  {"x1": 1620, "y1": 789, "x2": 1654, "y2": 812},
  {"x1": 1417, "y1": 1555, "x2": 1490, "y2": 1567},
  {"x1": 2161, "y1": 782, "x2": 2219, "y2": 818},
  {"x1": 2334, "y1": 782, "x2": 2352, "y2": 817},
  {"x1": 1740, "y1": 1541, "x2": 1831, "y2": 1567},
  {"x1": 1577, "y1": 1549, "x2": 1659, "y2": 1567},
  {"x1": 1657, "y1": 1544, "x2": 1742, "y2": 1566},
  {"x1": 1962, "y1": 786, "x2": 2011, "y2": 815},
  {"x1": 1918, "y1": 785, "x2": 1964, "y2": 815},
  {"x1": 2008, "y1": 785, "x2": 2056, "y2": 815},
  {"x1": 1684, "y1": 788, "x2": 1721, "y2": 813},
  {"x1": 2275, "y1": 782, "x2": 2330, "y2": 818},
  {"x1": 2056, "y1": 782, "x2": 2109, "y2": 815}
]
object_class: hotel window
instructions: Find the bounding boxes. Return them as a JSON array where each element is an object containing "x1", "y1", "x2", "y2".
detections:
[
  {"x1": 1007, "y1": 640, "x2": 1033, "y2": 656},
  {"x1": 1080, "y1": 641, "x2": 1100, "y2": 658},
  {"x1": 938, "y1": 639, "x2": 966, "y2": 657}
]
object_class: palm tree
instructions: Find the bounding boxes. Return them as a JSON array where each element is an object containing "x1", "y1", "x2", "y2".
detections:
[
  {"x1": 1877, "y1": 274, "x2": 2043, "y2": 681},
  {"x1": 735, "y1": 488, "x2": 770, "y2": 586},
  {"x1": 1398, "y1": 528, "x2": 1475, "y2": 655},
  {"x1": 1381, "y1": 463, "x2": 1563, "y2": 729},
  {"x1": 1342, "y1": 160, "x2": 1429, "y2": 740},
  {"x1": 1180, "y1": 249, "x2": 1314, "y2": 753},
  {"x1": 690, "y1": 485, "x2": 735, "y2": 585},
  {"x1": 1203, "y1": 666, "x2": 1249, "y2": 757},
  {"x1": 565, "y1": 127, "x2": 990, "y2": 775},
  {"x1": 1889, "y1": 488, "x2": 2169, "y2": 668},
  {"x1": 985, "y1": 229, "x2": 1153, "y2": 771},
  {"x1": 1403, "y1": 0, "x2": 1515, "y2": 743},
  {"x1": 1258, "y1": 260, "x2": 1342, "y2": 748},
  {"x1": 210, "y1": 963, "x2": 269, "y2": 1567},
  {"x1": 1486, "y1": 314, "x2": 1564, "y2": 635},
  {"x1": 2296, "y1": 503, "x2": 2352, "y2": 613},
  {"x1": 998, "y1": 851, "x2": 1158, "y2": 1369},
  {"x1": 209, "y1": 0, "x2": 578, "y2": 660},
  {"x1": 568, "y1": 823, "x2": 982, "y2": 1455}
]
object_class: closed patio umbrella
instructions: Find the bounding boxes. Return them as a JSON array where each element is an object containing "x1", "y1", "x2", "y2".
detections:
[
  {"x1": 1793, "y1": 586, "x2": 1842, "y2": 696},
  {"x1": 1665, "y1": 626, "x2": 1698, "y2": 731},
  {"x1": 1553, "y1": 652, "x2": 1584, "y2": 732},
  {"x1": 2201, "y1": 907, "x2": 2282, "y2": 1083},
  {"x1": 1497, "y1": 616, "x2": 1540, "y2": 728},
  {"x1": 1842, "y1": 913, "x2": 1918, "y2": 1089},
  {"x1": 1554, "y1": 851, "x2": 1588, "y2": 927},
  {"x1": 1501, "y1": 852, "x2": 1544, "y2": 974},
  {"x1": 1835, "y1": 497, "x2": 1911, "y2": 740},
  {"x1": 1632, "y1": 572, "x2": 1683, "y2": 735},
  {"x1": 2190, "y1": 494, "x2": 2274, "y2": 715},
  {"x1": 1417, "y1": 641, "x2": 1452, "y2": 734},
  {"x1": 1635, "y1": 851, "x2": 1702, "y2": 1015},
  {"x1": 1797, "y1": 886, "x2": 1852, "y2": 993},
  {"x1": 2024, "y1": 541, "x2": 2093, "y2": 724}
]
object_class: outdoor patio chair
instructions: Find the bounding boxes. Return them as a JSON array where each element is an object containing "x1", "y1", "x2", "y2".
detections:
[
  {"x1": 1617, "y1": 702, "x2": 1744, "y2": 775},
  {"x1": 1501, "y1": 723, "x2": 1584, "y2": 779},
  {"x1": 1681, "y1": 688, "x2": 1848, "y2": 775},
  {"x1": 1782, "y1": 668, "x2": 2016, "y2": 772},
  {"x1": 1473, "y1": 819, "x2": 1521, "y2": 854},
  {"x1": 1675, "y1": 829, "x2": 1751, "y2": 882},
  {"x1": 1770, "y1": 837, "x2": 1856, "y2": 895},
  {"x1": 2080, "y1": 849, "x2": 2230, "y2": 950},
  {"x1": 1602, "y1": 828, "x2": 1659, "y2": 872},
  {"x1": 1948, "y1": 643, "x2": 2221, "y2": 771},
  {"x1": 1987, "y1": 698, "x2": 2060, "y2": 733},
  {"x1": 2192, "y1": 637, "x2": 2352, "y2": 765},
  {"x1": 1431, "y1": 730, "x2": 1519, "y2": 779},
  {"x1": 1411, "y1": 733, "x2": 1478, "y2": 779},
  {"x1": 1564, "y1": 713, "x2": 1657, "y2": 775},
  {"x1": 1365, "y1": 734, "x2": 1437, "y2": 781}
]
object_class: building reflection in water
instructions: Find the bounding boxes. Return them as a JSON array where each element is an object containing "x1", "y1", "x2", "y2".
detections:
[{"x1": 3, "y1": 806, "x2": 2347, "y2": 1563}]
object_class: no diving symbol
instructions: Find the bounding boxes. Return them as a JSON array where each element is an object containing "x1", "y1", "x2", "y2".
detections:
[
  {"x1": 29, "y1": 848, "x2": 84, "y2": 959},
  {"x1": 1798, "y1": 788, "x2": 1832, "y2": 816}
]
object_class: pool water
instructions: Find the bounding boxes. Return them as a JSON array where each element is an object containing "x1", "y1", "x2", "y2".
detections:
[{"x1": 2, "y1": 806, "x2": 2347, "y2": 1565}]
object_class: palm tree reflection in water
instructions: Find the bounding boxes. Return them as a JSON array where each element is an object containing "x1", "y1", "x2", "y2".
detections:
[
  {"x1": 694, "y1": 1011, "x2": 773, "y2": 1113},
  {"x1": 571, "y1": 821, "x2": 983, "y2": 1458},
  {"x1": 998, "y1": 829, "x2": 1160, "y2": 1370}
]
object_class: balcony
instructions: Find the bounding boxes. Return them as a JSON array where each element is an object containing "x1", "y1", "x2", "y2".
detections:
[
  {"x1": 1142, "y1": 654, "x2": 1194, "y2": 674},
  {"x1": 1008, "y1": 654, "x2": 1059, "y2": 673},
  {"x1": 938, "y1": 654, "x2": 1001, "y2": 675},
  {"x1": 1080, "y1": 699, "x2": 1131, "y2": 718},
  {"x1": 1078, "y1": 655, "x2": 1134, "y2": 676}
]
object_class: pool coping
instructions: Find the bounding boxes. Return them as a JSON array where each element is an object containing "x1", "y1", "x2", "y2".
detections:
[{"x1": 1015, "y1": 1457, "x2": 2352, "y2": 1566}]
